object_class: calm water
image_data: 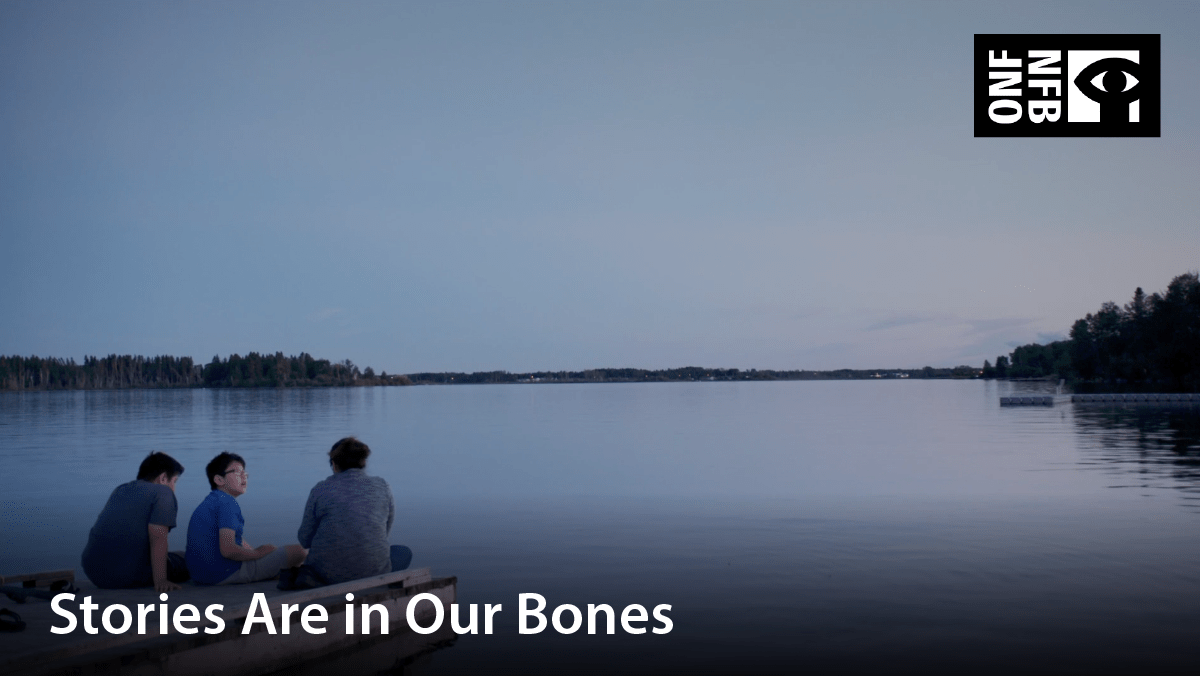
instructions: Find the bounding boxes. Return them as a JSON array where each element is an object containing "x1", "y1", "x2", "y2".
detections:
[{"x1": 2, "y1": 381, "x2": 1200, "y2": 674}]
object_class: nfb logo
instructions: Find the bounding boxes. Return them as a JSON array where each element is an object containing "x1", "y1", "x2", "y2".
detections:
[{"x1": 975, "y1": 34, "x2": 1160, "y2": 137}]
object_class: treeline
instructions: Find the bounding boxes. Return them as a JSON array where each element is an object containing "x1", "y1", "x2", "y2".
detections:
[
  {"x1": 0, "y1": 355, "x2": 202, "y2": 390},
  {"x1": 407, "y1": 365, "x2": 982, "y2": 385},
  {"x1": 983, "y1": 271, "x2": 1200, "y2": 390},
  {"x1": 0, "y1": 353, "x2": 410, "y2": 391},
  {"x1": 17, "y1": 272, "x2": 1194, "y2": 392}
]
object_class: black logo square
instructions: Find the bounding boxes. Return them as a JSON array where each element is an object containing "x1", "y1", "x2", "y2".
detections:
[{"x1": 975, "y1": 34, "x2": 1160, "y2": 137}]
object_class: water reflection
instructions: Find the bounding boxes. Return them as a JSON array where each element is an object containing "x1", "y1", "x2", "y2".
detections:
[{"x1": 1073, "y1": 403, "x2": 1200, "y2": 501}]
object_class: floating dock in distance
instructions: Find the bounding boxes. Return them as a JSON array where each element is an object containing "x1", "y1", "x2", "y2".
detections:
[
  {"x1": 0, "y1": 568, "x2": 456, "y2": 676},
  {"x1": 1071, "y1": 393, "x2": 1199, "y2": 404},
  {"x1": 999, "y1": 396, "x2": 1054, "y2": 406}
]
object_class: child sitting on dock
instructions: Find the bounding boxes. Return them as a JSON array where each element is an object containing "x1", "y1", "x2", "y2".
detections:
[
  {"x1": 185, "y1": 452, "x2": 307, "y2": 585},
  {"x1": 288, "y1": 437, "x2": 411, "y2": 588},
  {"x1": 81, "y1": 451, "x2": 189, "y2": 593}
]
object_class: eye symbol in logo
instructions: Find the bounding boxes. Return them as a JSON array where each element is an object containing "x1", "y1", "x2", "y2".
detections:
[{"x1": 1073, "y1": 57, "x2": 1143, "y2": 122}]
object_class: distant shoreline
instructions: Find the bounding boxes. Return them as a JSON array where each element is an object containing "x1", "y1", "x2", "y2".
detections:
[
  {"x1": 404, "y1": 366, "x2": 984, "y2": 386},
  {"x1": 2, "y1": 356, "x2": 989, "y2": 391}
]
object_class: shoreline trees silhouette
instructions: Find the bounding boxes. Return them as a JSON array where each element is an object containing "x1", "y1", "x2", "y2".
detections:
[
  {"x1": 984, "y1": 272, "x2": 1199, "y2": 391},
  {"x1": 0, "y1": 353, "x2": 410, "y2": 391},
  {"x1": 4, "y1": 272, "x2": 1195, "y2": 392}
]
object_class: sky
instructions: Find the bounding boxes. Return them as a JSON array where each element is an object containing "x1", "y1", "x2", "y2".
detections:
[{"x1": 1, "y1": 1, "x2": 1197, "y2": 374}]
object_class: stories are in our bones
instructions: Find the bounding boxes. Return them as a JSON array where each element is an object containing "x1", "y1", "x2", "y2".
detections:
[{"x1": 49, "y1": 591, "x2": 673, "y2": 636}]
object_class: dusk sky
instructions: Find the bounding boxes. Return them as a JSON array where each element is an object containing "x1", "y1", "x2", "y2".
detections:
[{"x1": 2, "y1": 1, "x2": 1197, "y2": 374}]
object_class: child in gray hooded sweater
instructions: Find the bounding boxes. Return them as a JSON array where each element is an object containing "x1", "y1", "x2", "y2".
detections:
[{"x1": 296, "y1": 437, "x2": 411, "y2": 584}]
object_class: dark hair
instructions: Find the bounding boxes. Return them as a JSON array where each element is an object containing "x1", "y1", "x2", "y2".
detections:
[
  {"x1": 205, "y1": 452, "x2": 246, "y2": 491},
  {"x1": 329, "y1": 437, "x2": 370, "y2": 471},
  {"x1": 137, "y1": 452, "x2": 184, "y2": 482}
]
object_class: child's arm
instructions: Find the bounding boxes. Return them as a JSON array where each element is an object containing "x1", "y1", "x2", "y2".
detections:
[
  {"x1": 148, "y1": 524, "x2": 180, "y2": 592},
  {"x1": 219, "y1": 528, "x2": 276, "y2": 561}
]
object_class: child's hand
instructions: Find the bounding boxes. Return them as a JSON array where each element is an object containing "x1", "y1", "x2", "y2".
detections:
[{"x1": 155, "y1": 579, "x2": 182, "y2": 593}]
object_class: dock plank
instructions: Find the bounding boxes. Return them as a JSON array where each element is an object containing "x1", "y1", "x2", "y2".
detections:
[{"x1": 0, "y1": 569, "x2": 75, "y2": 587}]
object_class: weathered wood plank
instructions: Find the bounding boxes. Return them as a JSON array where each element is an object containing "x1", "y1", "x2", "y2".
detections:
[
  {"x1": 231, "y1": 567, "x2": 431, "y2": 614},
  {"x1": 0, "y1": 569, "x2": 75, "y2": 587}
]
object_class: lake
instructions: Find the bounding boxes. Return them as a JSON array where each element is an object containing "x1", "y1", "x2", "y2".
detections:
[{"x1": 2, "y1": 380, "x2": 1199, "y2": 674}]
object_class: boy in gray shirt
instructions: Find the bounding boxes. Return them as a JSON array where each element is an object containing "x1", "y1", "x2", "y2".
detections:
[{"x1": 81, "y1": 452, "x2": 188, "y2": 592}]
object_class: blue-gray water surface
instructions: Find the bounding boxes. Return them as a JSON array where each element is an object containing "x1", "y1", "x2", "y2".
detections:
[{"x1": 2, "y1": 380, "x2": 1200, "y2": 674}]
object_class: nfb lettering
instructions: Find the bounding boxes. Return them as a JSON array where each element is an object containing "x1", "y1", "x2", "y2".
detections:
[{"x1": 988, "y1": 50, "x2": 1061, "y2": 124}]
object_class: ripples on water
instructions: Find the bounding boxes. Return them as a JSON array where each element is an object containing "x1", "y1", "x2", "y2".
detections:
[
  {"x1": 1073, "y1": 404, "x2": 1200, "y2": 502},
  {"x1": 2, "y1": 382, "x2": 1200, "y2": 674}
]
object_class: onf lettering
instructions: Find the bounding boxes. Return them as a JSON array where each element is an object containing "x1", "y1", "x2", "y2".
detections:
[
  {"x1": 986, "y1": 50, "x2": 1063, "y2": 125},
  {"x1": 974, "y1": 34, "x2": 1160, "y2": 137}
]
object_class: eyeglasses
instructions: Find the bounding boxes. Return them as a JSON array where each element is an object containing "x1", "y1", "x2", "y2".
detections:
[{"x1": 223, "y1": 468, "x2": 248, "y2": 478}]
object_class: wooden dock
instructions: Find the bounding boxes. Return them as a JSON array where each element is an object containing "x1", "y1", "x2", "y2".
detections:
[
  {"x1": 999, "y1": 395, "x2": 1055, "y2": 406},
  {"x1": 0, "y1": 568, "x2": 457, "y2": 676},
  {"x1": 1071, "y1": 393, "x2": 1199, "y2": 404},
  {"x1": 999, "y1": 393, "x2": 1199, "y2": 407}
]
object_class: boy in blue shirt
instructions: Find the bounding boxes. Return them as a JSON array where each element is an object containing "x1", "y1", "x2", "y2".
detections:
[{"x1": 185, "y1": 452, "x2": 306, "y2": 584}]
